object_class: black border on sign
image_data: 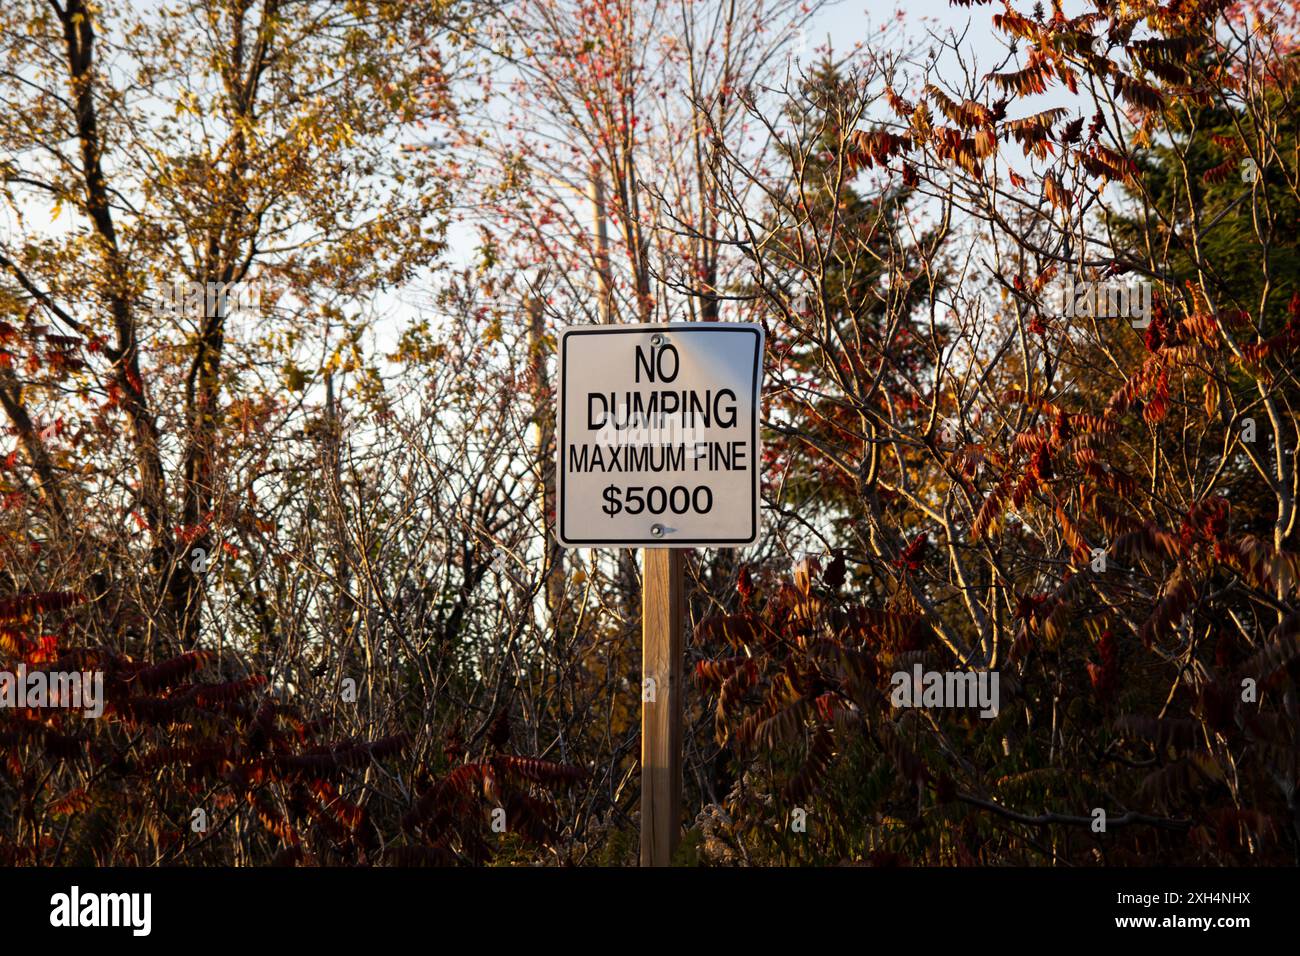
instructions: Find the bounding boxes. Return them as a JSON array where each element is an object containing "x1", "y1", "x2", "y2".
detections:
[{"x1": 557, "y1": 324, "x2": 763, "y2": 548}]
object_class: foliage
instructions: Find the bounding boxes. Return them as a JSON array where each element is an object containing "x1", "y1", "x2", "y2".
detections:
[{"x1": 1, "y1": 0, "x2": 1298, "y2": 866}]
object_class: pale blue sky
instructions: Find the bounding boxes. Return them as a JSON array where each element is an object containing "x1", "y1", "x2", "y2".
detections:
[{"x1": 388, "y1": 0, "x2": 1030, "y2": 352}]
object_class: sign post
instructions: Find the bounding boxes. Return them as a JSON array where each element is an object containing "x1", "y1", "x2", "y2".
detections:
[
  {"x1": 555, "y1": 322, "x2": 764, "y2": 866},
  {"x1": 640, "y1": 547, "x2": 683, "y2": 866}
]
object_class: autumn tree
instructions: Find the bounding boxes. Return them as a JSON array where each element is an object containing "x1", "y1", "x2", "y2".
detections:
[
  {"x1": 0, "y1": 0, "x2": 454, "y2": 649},
  {"x1": 690, "y1": 0, "x2": 1300, "y2": 864}
]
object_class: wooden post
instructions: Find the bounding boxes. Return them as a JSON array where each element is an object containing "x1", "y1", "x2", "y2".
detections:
[{"x1": 640, "y1": 547, "x2": 684, "y2": 866}]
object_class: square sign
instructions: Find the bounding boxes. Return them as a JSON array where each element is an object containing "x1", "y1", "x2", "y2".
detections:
[{"x1": 556, "y1": 322, "x2": 765, "y2": 548}]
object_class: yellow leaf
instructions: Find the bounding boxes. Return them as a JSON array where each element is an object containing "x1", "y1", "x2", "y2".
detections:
[{"x1": 1204, "y1": 379, "x2": 1219, "y2": 418}]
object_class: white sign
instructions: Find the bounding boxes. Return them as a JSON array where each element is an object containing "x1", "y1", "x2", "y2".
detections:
[{"x1": 556, "y1": 322, "x2": 765, "y2": 548}]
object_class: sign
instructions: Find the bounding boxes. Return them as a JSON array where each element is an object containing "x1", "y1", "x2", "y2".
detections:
[{"x1": 556, "y1": 322, "x2": 765, "y2": 548}]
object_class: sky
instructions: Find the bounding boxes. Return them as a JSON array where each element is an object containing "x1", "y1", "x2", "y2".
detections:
[
  {"x1": 134, "y1": 0, "x2": 1039, "y2": 366},
  {"x1": 419, "y1": 0, "x2": 1017, "y2": 306},
  {"x1": 814, "y1": 0, "x2": 1007, "y2": 64}
]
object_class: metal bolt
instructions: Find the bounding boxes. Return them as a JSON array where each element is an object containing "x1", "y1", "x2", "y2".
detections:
[
  {"x1": 651, "y1": 524, "x2": 665, "y2": 537},
  {"x1": 650, "y1": 333, "x2": 664, "y2": 347}
]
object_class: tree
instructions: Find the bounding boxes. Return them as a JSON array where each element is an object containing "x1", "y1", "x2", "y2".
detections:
[
  {"x1": 690, "y1": 0, "x2": 1300, "y2": 864},
  {"x1": 0, "y1": 0, "x2": 450, "y2": 651}
]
